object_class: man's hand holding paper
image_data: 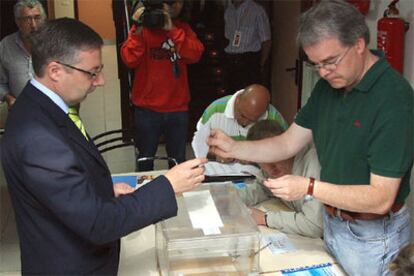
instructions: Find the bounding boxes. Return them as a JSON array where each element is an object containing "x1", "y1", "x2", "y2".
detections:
[{"x1": 207, "y1": 128, "x2": 237, "y2": 160}]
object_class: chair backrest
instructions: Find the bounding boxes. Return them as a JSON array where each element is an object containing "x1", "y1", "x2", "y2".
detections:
[
  {"x1": 92, "y1": 129, "x2": 135, "y2": 154},
  {"x1": 92, "y1": 129, "x2": 179, "y2": 171},
  {"x1": 137, "y1": 156, "x2": 178, "y2": 166}
]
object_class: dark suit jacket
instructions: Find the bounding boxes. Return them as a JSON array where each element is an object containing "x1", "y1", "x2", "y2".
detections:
[{"x1": 1, "y1": 83, "x2": 178, "y2": 275}]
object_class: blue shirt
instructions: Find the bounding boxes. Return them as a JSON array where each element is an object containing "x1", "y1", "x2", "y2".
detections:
[{"x1": 31, "y1": 79, "x2": 69, "y2": 114}]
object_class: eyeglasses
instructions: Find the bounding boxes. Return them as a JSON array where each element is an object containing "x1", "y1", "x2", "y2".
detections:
[
  {"x1": 56, "y1": 61, "x2": 104, "y2": 80},
  {"x1": 305, "y1": 47, "x2": 351, "y2": 71},
  {"x1": 18, "y1": 15, "x2": 43, "y2": 24}
]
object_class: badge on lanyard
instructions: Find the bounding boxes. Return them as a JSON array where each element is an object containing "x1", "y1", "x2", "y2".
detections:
[{"x1": 232, "y1": 30, "x2": 242, "y2": 47}]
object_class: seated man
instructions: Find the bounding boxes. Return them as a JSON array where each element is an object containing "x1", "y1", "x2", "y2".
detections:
[
  {"x1": 239, "y1": 119, "x2": 323, "y2": 238},
  {"x1": 192, "y1": 84, "x2": 287, "y2": 175}
]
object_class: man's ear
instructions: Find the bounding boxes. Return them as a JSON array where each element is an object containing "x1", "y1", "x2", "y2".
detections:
[
  {"x1": 47, "y1": 61, "x2": 62, "y2": 82},
  {"x1": 354, "y1": 37, "x2": 366, "y2": 55}
]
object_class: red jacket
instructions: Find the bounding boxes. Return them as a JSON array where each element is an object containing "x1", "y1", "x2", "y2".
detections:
[{"x1": 121, "y1": 20, "x2": 204, "y2": 112}]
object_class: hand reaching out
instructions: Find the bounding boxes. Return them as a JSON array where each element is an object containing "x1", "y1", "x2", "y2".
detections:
[
  {"x1": 165, "y1": 158, "x2": 207, "y2": 194},
  {"x1": 207, "y1": 129, "x2": 237, "y2": 161}
]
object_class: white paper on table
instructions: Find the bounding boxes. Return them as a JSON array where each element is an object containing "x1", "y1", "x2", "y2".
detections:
[
  {"x1": 183, "y1": 190, "x2": 223, "y2": 235},
  {"x1": 191, "y1": 125, "x2": 210, "y2": 158},
  {"x1": 262, "y1": 233, "x2": 296, "y2": 254},
  {"x1": 204, "y1": 161, "x2": 261, "y2": 176}
]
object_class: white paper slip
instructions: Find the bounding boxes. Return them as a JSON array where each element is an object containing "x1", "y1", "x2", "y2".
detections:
[
  {"x1": 262, "y1": 233, "x2": 296, "y2": 254},
  {"x1": 183, "y1": 190, "x2": 223, "y2": 235},
  {"x1": 204, "y1": 161, "x2": 260, "y2": 176},
  {"x1": 191, "y1": 125, "x2": 210, "y2": 158}
]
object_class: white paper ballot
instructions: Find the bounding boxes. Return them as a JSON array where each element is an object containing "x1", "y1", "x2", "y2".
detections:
[
  {"x1": 183, "y1": 190, "x2": 223, "y2": 235},
  {"x1": 191, "y1": 122, "x2": 260, "y2": 176},
  {"x1": 204, "y1": 161, "x2": 261, "y2": 176},
  {"x1": 191, "y1": 125, "x2": 210, "y2": 158}
]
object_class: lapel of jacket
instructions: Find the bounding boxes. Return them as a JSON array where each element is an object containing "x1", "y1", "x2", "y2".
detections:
[{"x1": 26, "y1": 84, "x2": 109, "y2": 171}]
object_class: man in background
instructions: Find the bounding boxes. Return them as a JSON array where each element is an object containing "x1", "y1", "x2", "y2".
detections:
[
  {"x1": 121, "y1": 0, "x2": 204, "y2": 171},
  {"x1": 224, "y1": 0, "x2": 271, "y2": 92},
  {"x1": 239, "y1": 119, "x2": 323, "y2": 238},
  {"x1": 0, "y1": 0, "x2": 46, "y2": 108},
  {"x1": 192, "y1": 84, "x2": 287, "y2": 175},
  {"x1": 1, "y1": 18, "x2": 206, "y2": 275}
]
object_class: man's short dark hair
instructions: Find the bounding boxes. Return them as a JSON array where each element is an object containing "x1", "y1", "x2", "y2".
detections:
[
  {"x1": 31, "y1": 17, "x2": 103, "y2": 77},
  {"x1": 246, "y1": 119, "x2": 285, "y2": 141}
]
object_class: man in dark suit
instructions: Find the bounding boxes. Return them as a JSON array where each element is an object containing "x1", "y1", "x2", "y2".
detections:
[{"x1": 1, "y1": 18, "x2": 206, "y2": 275}]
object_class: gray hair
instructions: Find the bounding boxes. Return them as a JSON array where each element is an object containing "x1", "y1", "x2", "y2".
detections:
[
  {"x1": 246, "y1": 119, "x2": 285, "y2": 141},
  {"x1": 31, "y1": 18, "x2": 103, "y2": 77},
  {"x1": 297, "y1": 0, "x2": 369, "y2": 48},
  {"x1": 14, "y1": 0, "x2": 47, "y2": 20}
]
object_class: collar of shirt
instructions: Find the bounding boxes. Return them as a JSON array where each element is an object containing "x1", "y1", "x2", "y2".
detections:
[
  {"x1": 352, "y1": 50, "x2": 389, "y2": 94},
  {"x1": 14, "y1": 32, "x2": 30, "y2": 57},
  {"x1": 30, "y1": 78, "x2": 69, "y2": 114}
]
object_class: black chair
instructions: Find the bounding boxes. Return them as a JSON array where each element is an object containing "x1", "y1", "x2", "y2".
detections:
[
  {"x1": 92, "y1": 129, "x2": 178, "y2": 171},
  {"x1": 92, "y1": 129, "x2": 135, "y2": 154},
  {"x1": 136, "y1": 156, "x2": 178, "y2": 167}
]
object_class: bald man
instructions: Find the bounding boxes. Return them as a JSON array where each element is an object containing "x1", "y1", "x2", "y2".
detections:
[{"x1": 192, "y1": 84, "x2": 287, "y2": 174}]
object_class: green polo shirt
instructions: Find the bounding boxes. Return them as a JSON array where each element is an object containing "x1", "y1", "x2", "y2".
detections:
[{"x1": 295, "y1": 53, "x2": 413, "y2": 203}]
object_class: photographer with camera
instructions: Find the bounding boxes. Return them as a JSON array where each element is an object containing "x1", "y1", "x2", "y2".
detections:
[{"x1": 121, "y1": 0, "x2": 204, "y2": 171}]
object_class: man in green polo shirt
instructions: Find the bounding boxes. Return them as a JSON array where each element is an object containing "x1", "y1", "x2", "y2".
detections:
[{"x1": 207, "y1": 0, "x2": 413, "y2": 274}]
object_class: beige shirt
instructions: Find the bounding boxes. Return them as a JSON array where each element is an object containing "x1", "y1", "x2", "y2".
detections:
[{"x1": 237, "y1": 144, "x2": 323, "y2": 238}]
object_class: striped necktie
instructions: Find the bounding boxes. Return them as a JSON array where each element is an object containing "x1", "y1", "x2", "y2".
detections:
[{"x1": 68, "y1": 107, "x2": 88, "y2": 140}]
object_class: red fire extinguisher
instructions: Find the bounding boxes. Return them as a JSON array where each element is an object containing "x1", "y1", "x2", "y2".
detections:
[{"x1": 377, "y1": 0, "x2": 408, "y2": 74}]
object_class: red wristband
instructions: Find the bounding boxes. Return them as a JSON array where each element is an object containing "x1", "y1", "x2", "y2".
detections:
[{"x1": 307, "y1": 177, "x2": 315, "y2": 196}]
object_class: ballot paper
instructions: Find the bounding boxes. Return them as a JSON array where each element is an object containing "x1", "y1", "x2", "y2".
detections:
[
  {"x1": 191, "y1": 124, "x2": 210, "y2": 158},
  {"x1": 183, "y1": 190, "x2": 224, "y2": 235},
  {"x1": 191, "y1": 124, "x2": 261, "y2": 176},
  {"x1": 204, "y1": 161, "x2": 261, "y2": 176}
]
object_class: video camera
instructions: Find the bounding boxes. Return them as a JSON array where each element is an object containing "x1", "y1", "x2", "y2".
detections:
[{"x1": 133, "y1": 0, "x2": 176, "y2": 29}]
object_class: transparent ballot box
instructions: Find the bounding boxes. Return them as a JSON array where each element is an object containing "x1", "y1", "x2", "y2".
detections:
[{"x1": 156, "y1": 183, "x2": 260, "y2": 275}]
